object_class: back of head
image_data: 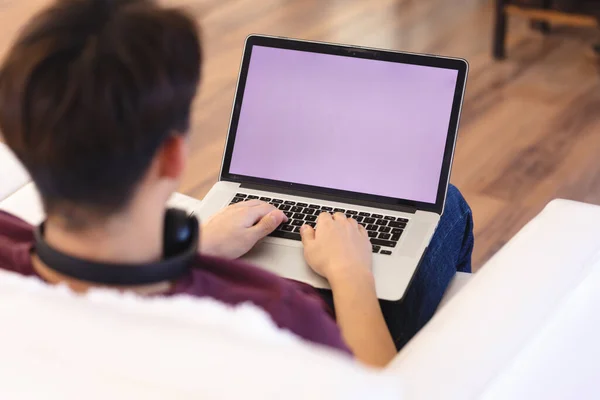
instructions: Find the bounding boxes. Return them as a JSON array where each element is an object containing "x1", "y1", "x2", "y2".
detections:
[{"x1": 0, "y1": 0, "x2": 202, "y2": 218}]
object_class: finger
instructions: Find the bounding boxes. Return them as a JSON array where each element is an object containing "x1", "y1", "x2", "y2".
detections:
[
  {"x1": 230, "y1": 199, "x2": 262, "y2": 208},
  {"x1": 332, "y1": 212, "x2": 346, "y2": 221},
  {"x1": 348, "y1": 217, "x2": 359, "y2": 228},
  {"x1": 358, "y1": 224, "x2": 368, "y2": 237},
  {"x1": 316, "y1": 211, "x2": 333, "y2": 224},
  {"x1": 247, "y1": 200, "x2": 273, "y2": 207},
  {"x1": 250, "y1": 209, "x2": 286, "y2": 238},
  {"x1": 300, "y1": 224, "x2": 315, "y2": 244},
  {"x1": 245, "y1": 203, "x2": 279, "y2": 224}
]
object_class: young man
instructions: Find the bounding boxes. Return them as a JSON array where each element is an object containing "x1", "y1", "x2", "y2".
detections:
[{"x1": 0, "y1": 0, "x2": 473, "y2": 367}]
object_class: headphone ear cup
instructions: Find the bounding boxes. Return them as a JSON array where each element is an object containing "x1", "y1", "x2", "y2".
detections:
[{"x1": 163, "y1": 208, "x2": 196, "y2": 257}]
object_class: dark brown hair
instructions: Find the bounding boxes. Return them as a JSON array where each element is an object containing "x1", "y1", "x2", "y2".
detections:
[{"x1": 0, "y1": 0, "x2": 202, "y2": 217}]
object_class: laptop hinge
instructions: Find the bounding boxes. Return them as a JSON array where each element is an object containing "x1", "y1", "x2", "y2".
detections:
[{"x1": 240, "y1": 183, "x2": 417, "y2": 214}]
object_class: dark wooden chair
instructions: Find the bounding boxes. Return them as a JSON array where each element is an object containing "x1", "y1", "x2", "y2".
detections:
[{"x1": 493, "y1": 0, "x2": 599, "y2": 59}]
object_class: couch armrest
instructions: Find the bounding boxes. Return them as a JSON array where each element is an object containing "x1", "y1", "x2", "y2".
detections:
[
  {"x1": 437, "y1": 271, "x2": 472, "y2": 310},
  {"x1": 0, "y1": 182, "x2": 44, "y2": 225},
  {"x1": 0, "y1": 143, "x2": 30, "y2": 202},
  {"x1": 0, "y1": 184, "x2": 203, "y2": 227},
  {"x1": 387, "y1": 199, "x2": 600, "y2": 399}
]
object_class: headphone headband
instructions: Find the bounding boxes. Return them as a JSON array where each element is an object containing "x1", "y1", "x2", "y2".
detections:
[{"x1": 33, "y1": 209, "x2": 199, "y2": 286}]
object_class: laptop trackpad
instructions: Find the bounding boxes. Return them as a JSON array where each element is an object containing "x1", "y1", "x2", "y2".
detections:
[
  {"x1": 240, "y1": 241, "x2": 330, "y2": 290},
  {"x1": 399, "y1": 221, "x2": 431, "y2": 258}
]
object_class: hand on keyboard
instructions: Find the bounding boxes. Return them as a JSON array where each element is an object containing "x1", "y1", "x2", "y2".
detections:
[
  {"x1": 200, "y1": 199, "x2": 288, "y2": 259},
  {"x1": 299, "y1": 212, "x2": 372, "y2": 282},
  {"x1": 231, "y1": 193, "x2": 407, "y2": 255}
]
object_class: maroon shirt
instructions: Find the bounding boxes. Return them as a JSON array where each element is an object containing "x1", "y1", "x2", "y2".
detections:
[{"x1": 0, "y1": 211, "x2": 350, "y2": 354}]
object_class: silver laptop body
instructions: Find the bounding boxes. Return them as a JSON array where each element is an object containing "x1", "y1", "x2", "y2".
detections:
[{"x1": 196, "y1": 35, "x2": 468, "y2": 301}]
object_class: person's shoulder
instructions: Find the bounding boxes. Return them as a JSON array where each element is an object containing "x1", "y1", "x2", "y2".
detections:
[
  {"x1": 0, "y1": 211, "x2": 36, "y2": 275},
  {"x1": 0, "y1": 210, "x2": 34, "y2": 244},
  {"x1": 174, "y1": 254, "x2": 351, "y2": 354},
  {"x1": 0, "y1": 211, "x2": 34, "y2": 234},
  {"x1": 175, "y1": 254, "x2": 305, "y2": 303},
  {"x1": 275, "y1": 283, "x2": 352, "y2": 354}
]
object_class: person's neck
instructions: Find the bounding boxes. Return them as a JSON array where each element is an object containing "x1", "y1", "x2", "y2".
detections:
[
  {"x1": 43, "y1": 205, "x2": 164, "y2": 266},
  {"x1": 31, "y1": 203, "x2": 171, "y2": 294}
]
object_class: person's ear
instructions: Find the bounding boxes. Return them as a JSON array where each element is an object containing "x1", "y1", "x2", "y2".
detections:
[{"x1": 156, "y1": 134, "x2": 188, "y2": 180}]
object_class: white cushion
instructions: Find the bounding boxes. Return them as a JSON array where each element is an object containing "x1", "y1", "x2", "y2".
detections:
[
  {"x1": 0, "y1": 140, "x2": 201, "y2": 223},
  {"x1": 0, "y1": 183, "x2": 203, "y2": 227},
  {"x1": 0, "y1": 142, "x2": 30, "y2": 202},
  {"x1": 389, "y1": 199, "x2": 600, "y2": 399},
  {"x1": 437, "y1": 271, "x2": 471, "y2": 310},
  {"x1": 0, "y1": 269, "x2": 403, "y2": 399},
  {"x1": 0, "y1": 182, "x2": 44, "y2": 225}
]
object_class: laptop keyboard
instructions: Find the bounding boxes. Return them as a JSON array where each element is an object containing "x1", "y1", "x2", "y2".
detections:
[{"x1": 229, "y1": 193, "x2": 409, "y2": 255}]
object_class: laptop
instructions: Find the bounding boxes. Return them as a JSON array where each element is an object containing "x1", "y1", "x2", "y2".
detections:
[{"x1": 197, "y1": 35, "x2": 468, "y2": 301}]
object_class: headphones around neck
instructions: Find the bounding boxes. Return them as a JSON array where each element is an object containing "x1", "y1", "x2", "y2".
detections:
[{"x1": 34, "y1": 208, "x2": 199, "y2": 286}]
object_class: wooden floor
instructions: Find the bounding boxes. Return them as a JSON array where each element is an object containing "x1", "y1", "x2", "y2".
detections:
[{"x1": 2, "y1": 0, "x2": 600, "y2": 270}]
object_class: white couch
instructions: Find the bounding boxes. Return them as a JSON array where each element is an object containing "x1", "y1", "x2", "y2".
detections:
[{"x1": 1, "y1": 142, "x2": 598, "y2": 399}]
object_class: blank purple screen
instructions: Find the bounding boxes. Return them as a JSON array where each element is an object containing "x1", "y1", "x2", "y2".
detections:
[{"x1": 229, "y1": 46, "x2": 458, "y2": 203}]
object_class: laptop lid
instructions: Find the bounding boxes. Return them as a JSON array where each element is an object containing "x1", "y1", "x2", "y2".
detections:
[{"x1": 220, "y1": 35, "x2": 468, "y2": 214}]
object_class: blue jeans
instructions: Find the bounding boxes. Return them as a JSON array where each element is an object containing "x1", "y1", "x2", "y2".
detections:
[{"x1": 318, "y1": 184, "x2": 474, "y2": 350}]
